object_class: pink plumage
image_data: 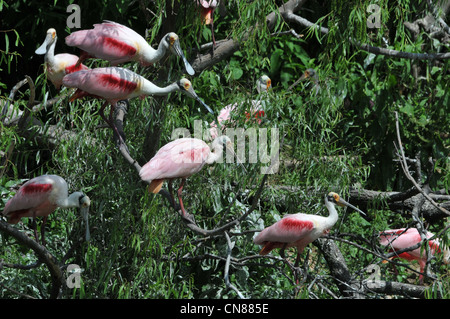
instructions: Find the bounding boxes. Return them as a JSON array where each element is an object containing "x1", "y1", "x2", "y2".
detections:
[
  {"x1": 139, "y1": 138, "x2": 211, "y2": 185},
  {"x1": 139, "y1": 136, "x2": 232, "y2": 218},
  {"x1": 63, "y1": 67, "x2": 140, "y2": 103},
  {"x1": 254, "y1": 192, "x2": 365, "y2": 262},
  {"x1": 65, "y1": 20, "x2": 195, "y2": 75},
  {"x1": 65, "y1": 21, "x2": 142, "y2": 66},
  {"x1": 2, "y1": 178, "x2": 56, "y2": 224},
  {"x1": 2, "y1": 175, "x2": 91, "y2": 243},
  {"x1": 379, "y1": 228, "x2": 449, "y2": 282}
]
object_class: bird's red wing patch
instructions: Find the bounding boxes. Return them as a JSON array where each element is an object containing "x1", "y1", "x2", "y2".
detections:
[
  {"x1": 65, "y1": 63, "x2": 86, "y2": 74},
  {"x1": 21, "y1": 183, "x2": 52, "y2": 195},
  {"x1": 280, "y1": 218, "x2": 314, "y2": 231},
  {"x1": 99, "y1": 74, "x2": 138, "y2": 93},
  {"x1": 396, "y1": 252, "x2": 417, "y2": 261},
  {"x1": 104, "y1": 37, "x2": 137, "y2": 57}
]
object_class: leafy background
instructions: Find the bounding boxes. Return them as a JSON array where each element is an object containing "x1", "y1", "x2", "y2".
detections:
[{"x1": 0, "y1": 0, "x2": 449, "y2": 299}]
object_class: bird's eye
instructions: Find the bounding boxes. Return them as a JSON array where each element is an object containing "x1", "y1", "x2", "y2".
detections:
[
  {"x1": 333, "y1": 193, "x2": 340, "y2": 202},
  {"x1": 184, "y1": 82, "x2": 190, "y2": 90},
  {"x1": 169, "y1": 36, "x2": 176, "y2": 45}
]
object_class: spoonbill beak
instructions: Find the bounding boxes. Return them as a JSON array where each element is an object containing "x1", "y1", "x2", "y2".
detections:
[
  {"x1": 35, "y1": 29, "x2": 56, "y2": 55},
  {"x1": 180, "y1": 80, "x2": 214, "y2": 115},
  {"x1": 327, "y1": 192, "x2": 366, "y2": 215},
  {"x1": 170, "y1": 38, "x2": 195, "y2": 76}
]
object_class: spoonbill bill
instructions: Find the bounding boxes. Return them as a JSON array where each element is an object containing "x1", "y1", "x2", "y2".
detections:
[
  {"x1": 139, "y1": 136, "x2": 234, "y2": 219},
  {"x1": 1, "y1": 175, "x2": 91, "y2": 244},
  {"x1": 65, "y1": 20, "x2": 195, "y2": 75},
  {"x1": 35, "y1": 28, "x2": 89, "y2": 89},
  {"x1": 209, "y1": 75, "x2": 271, "y2": 139},
  {"x1": 254, "y1": 192, "x2": 365, "y2": 265},
  {"x1": 379, "y1": 227, "x2": 450, "y2": 283}
]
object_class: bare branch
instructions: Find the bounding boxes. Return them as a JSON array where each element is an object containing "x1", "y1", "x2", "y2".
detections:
[{"x1": 0, "y1": 220, "x2": 63, "y2": 298}]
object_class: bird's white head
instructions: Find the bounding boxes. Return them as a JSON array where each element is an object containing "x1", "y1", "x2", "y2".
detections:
[
  {"x1": 177, "y1": 78, "x2": 214, "y2": 114},
  {"x1": 35, "y1": 28, "x2": 57, "y2": 55},
  {"x1": 72, "y1": 192, "x2": 91, "y2": 241},
  {"x1": 257, "y1": 75, "x2": 272, "y2": 93}
]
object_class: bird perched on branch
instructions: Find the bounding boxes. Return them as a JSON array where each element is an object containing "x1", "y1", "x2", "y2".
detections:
[
  {"x1": 254, "y1": 192, "x2": 365, "y2": 266},
  {"x1": 1, "y1": 175, "x2": 91, "y2": 245},
  {"x1": 197, "y1": 0, "x2": 218, "y2": 47},
  {"x1": 62, "y1": 66, "x2": 213, "y2": 143},
  {"x1": 139, "y1": 136, "x2": 236, "y2": 220},
  {"x1": 65, "y1": 20, "x2": 195, "y2": 75},
  {"x1": 35, "y1": 28, "x2": 89, "y2": 90},
  {"x1": 379, "y1": 227, "x2": 450, "y2": 284}
]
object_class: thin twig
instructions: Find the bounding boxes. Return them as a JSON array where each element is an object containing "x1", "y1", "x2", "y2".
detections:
[{"x1": 394, "y1": 111, "x2": 450, "y2": 216}]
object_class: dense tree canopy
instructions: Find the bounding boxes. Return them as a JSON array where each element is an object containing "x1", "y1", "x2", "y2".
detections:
[{"x1": 0, "y1": 0, "x2": 449, "y2": 301}]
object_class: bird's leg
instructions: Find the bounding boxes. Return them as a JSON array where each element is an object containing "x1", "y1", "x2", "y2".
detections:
[
  {"x1": 99, "y1": 102, "x2": 128, "y2": 151},
  {"x1": 177, "y1": 179, "x2": 187, "y2": 217},
  {"x1": 280, "y1": 244, "x2": 287, "y2": 259},
  {"x1": 168, "y1": 180, "x2": 176, "y2": 209},
  {"x1": 211, "y1": 18, "x2": 216, "y2": 48},
  {"x1": 74, "y1": 50, "x2": 90, "y2": 67},
  {"x1": 177, "y1": 179, "x2": 195, "y2": 223},
  {"x1": 32, "y1": 215, "x2": 39, "y2": 244},
  {"x1": 40, "y1": 216, "x2": 48, "y2": 247}
]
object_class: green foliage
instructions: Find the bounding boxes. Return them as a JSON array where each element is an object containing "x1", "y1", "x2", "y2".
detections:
[{"x1": 0, "y1": 0, "x2": 449, "y2": 299}]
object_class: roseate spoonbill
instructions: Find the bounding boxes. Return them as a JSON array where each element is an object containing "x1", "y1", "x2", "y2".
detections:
[
  {"x1": 35, "y1": 28, "x2": 89, "y2": 90},
  {"x1": 209, "y1": 75, "x2": 272, "y2": 139},
  {"x1": 62, "y1": 66, "x2": 213, "y2": 142},
  {"x1": 139, "y1": 136, "x2": 234, "y2": 219},
  {"x1": 1, "y1": 175, "x2": 91, "y2": 244},
  {"x1": 197, "y1": 0, "x2": 218, "y2": 46},
  {"x1": 65, "y1": 20, "x2": 195, "y2": 75},
  {"x1": 254, "y1": 192, "x2": 365, "y2": 266},
  {"x1": 379, "y1": 228, "x2": 450, "y2": 283}
]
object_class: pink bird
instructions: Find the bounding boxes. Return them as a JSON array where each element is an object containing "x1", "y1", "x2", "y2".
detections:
[
  {"x1": 197, "y1": 0, "x2": 218, "y2": 46},
  {"x1": 209, "y1": 75, "x2": 272, "y2": 139},
  {"x1": 62, "y1": 66, "x2": 212, "y2": 142},
  {"x1": 1, "y1": 175, "x2": 91, "y2": 244},
  {"x1": 379, "y1": 227, "x2": 450, "y2": 283},
  {"x1": 35, "y1": 28, "x2": 89, "y2": 90},
  {"x1": 65, "y1": 20, "x2": 195, "y2": 75},
  {"x1": 254, "y1": 192, "x2": 364, "y2": 265},
  {"x1": 139, "y1": 136, "x2": 234, "y2": 219}
]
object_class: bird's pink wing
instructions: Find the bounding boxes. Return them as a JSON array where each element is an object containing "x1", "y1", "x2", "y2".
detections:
[
  {"x1": 140, "y1": 138, "x2": 210, "y2": 181},
  {"x1": 65, "y1": 22, "x2": 138, "y2": 64},
  {"x1": 63, "y1": 67, "x2": 139, "y2": 101},
  {"x1": 2, "y1": 180, "x2": 54, "y2": 223},
  {"x1": 379, "y1": 228, "x2": 421, "y2": 249},
  {"x1": 254, "y1": 214, "x2": 315, "y2": 245},
  {"x1": 380, "y1": 228, "x2": 441, "y2": 257}
]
